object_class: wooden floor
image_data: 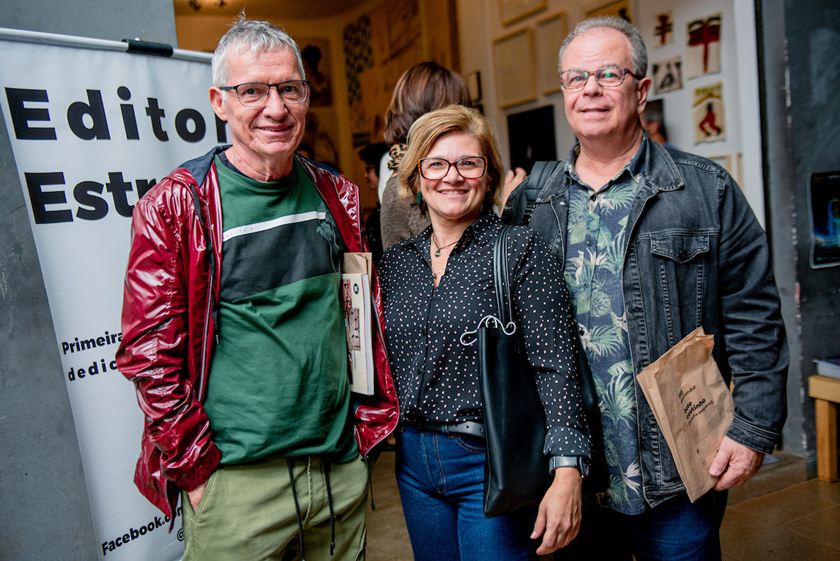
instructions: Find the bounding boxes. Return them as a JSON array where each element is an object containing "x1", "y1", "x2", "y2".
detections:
[
  {"x1": 366, "y1": 450, "x2": 840, "y2": 561},
  {"x1": 721, "y1": 479, "x2": 840, "y2": 561}
]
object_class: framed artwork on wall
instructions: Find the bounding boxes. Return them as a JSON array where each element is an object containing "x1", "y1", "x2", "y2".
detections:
[
  {"x1": 493, "y1": 29, "x2": 537, "y2": 109},
  {"x1": 299, "y1": 38, "x2": 333, "y2": 107},
  {"x1": 499, "y1": 0, "x2": 547, "y2": 26},
  {"x1": 536, "y1": 13, "x2": 567, "y2": 95},
  {"x1": 465, "y1": 71, "x2": 483, "y2": 104},
  {"x1": 652, "y1": 56, "x2": 683, "y2": 94},
  {"x1": 653, "y1": 12, "x2": 674, "y2": 47},
  {"x1": 709, "y1": 154, "x2": 733, "y2": 175},
  {"x1": 686, "y1": 14, "x2": 722, "y2": 78},
  {"x1": 585, "y1": 0, "x2": 633, "y2": 22},
  {"x1": 693, "y1": 83, "x2": 726, "y2": 144}
]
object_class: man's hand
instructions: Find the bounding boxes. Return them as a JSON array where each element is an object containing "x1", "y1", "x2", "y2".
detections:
[
  {"x1": 187, "y1": 480, "x2": 208, "y2": 511},
  {"x1": 531, "y1": 468, "x2": 582, "y2": 555},
  {"x1": 709, "y1": 436, "x2": 764, "y2": 491},
  {"x1": 500, "y1": 167, "x2": 527, "y2": 210}
]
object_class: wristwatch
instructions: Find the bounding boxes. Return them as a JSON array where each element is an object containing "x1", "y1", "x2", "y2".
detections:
[{"x1": 549, "y1": 455, "x2": 589, "y2": 478}]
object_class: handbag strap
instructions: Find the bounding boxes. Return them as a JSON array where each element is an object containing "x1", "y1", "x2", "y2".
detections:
[
  {"x1": 459, "y1": 225, "x2": 517, "y2": 346},
  {"x1": 493, "y1": 225, "x2": 514, "y2": 326}
]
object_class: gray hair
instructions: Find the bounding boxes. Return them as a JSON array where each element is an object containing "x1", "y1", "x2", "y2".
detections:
[
  {"x1": 558, "y1": 16, "x2": 647, "y2": 77},
  {"x1": 211, "y1": 17, "x2": 305, "y2": 86}
]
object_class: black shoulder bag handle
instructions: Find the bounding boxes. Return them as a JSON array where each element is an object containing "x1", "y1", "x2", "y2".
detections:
[{"x1": 474, "y1": 225, "x2": 553, "y2": 516}]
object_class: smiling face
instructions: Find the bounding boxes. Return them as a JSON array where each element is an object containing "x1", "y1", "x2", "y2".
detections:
[
  {"x1": 209, "y1": 47, "x2": 307, "y2": 179},
  {"x1": 560, "y1": 27, "x2": 650, "y2": 143},
  {"x1": 420, "y1": 131, "x2": 489, "y2": 228}
]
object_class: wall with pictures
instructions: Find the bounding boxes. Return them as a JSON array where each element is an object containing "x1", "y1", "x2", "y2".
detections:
[
  {"x1": 175, "y1": 0, "x2": 458, "y2": 211},
  {"x1": 456, "y1": 0, "x2": 764, "y2": 222}
]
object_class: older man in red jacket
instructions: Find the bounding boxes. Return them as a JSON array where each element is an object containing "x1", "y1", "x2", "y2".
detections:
[{"x1": 116, "y1": 17, "x2": 397, "y2": 561}]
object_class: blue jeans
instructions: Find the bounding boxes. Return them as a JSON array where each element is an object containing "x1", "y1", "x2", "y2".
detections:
[
  {"x1": 554, "y1": 491, "x2": 727, "y2": 561},
  {"x1": 395, "y1": 426, "x2": 536, "y2": 561}
]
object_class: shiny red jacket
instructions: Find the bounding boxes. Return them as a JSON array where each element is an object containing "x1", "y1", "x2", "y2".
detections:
[{"x1": 116, "y1": 146, "x2": 399, "y2": 517}]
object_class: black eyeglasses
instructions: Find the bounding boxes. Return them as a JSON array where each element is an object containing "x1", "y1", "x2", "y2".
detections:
[
  {"x1": 219, "y1": 80, "x2": 310, "y2": 106},
  {"x1": 418, "y1": 156, "x2": 487, "y2": 180},
  {"x1": 559, "y1": 65, "x2": 642, "y2": 90}
]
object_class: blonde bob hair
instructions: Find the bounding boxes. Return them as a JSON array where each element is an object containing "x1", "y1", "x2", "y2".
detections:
[{"x1": 398, "y1": 105, "x2": 505, "y2": 208}]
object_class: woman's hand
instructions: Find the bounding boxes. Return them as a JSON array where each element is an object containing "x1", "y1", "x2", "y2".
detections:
[{"x1": 531, "y1": 468, "x2": 582, "y2": 555}]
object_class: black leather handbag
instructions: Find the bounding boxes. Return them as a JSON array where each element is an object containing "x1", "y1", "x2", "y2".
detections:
[{"x1": 477, "y1": 225, "x2": 553, "y2": 516}]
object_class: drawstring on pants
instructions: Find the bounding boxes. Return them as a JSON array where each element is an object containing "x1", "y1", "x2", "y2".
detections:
[
  {"x1": 323, "y1": 460, "x2": 337, "y2": 556},
  {"x1": 287, "y1": 459, "x2": 307, "y2": 561},
  {"x1": 286, "y1": 457, "x2": 339, "y2": 559}
]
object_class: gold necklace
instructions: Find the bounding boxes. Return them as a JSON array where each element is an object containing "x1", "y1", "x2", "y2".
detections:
[{"x1": 431, "y1": 232, "x2": 459, "y2": 257}]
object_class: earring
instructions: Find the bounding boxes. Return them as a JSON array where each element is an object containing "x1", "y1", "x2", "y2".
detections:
[{"x1": 415, "y1": 192, "x2": 427, "y2": 213}]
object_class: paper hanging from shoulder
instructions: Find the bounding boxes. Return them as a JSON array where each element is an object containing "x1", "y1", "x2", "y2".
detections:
[
  {"x1": 341, "y1": 252, "x2": 375, "y2": 395},
  {"x1": 636, "y1": 327, "x2": 734, "y2": 502}
]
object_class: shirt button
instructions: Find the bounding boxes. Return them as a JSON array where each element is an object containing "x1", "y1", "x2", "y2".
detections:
[
  {"x1": 578, "y1": 327, "x2": 585, "y2": 336},
  {"x1": 586, "y1": 240, "x2": 593, "y2": 246},
  {"x1": 589, "y1": 194, "x2": 597, "y2": 202}
]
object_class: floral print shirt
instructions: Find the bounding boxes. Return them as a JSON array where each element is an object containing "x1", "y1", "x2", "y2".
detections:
[{"x1": 563, "y1": 142, "x2": 646, "y2": 515}]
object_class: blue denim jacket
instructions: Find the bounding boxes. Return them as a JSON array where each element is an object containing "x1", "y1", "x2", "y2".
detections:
[{"x1": 503, "y1": 140, "x2": 789, "y2": 506}]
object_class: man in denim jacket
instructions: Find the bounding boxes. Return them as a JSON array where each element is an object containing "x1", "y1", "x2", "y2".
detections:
[{"x1": 503, "y1": 16, "x2": 788, "y2": 560}]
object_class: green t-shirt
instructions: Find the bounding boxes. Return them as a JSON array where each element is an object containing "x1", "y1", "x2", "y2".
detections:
[{"x1": 204, "y1": 156, "x2": 357, "y2": 465}]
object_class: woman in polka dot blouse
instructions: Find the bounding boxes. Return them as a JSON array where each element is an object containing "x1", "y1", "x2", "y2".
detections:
[{"x1": 378, "y1": 105, "x2": 590, "y2": 560}]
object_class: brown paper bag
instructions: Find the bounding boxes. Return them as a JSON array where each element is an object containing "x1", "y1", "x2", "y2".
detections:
[{"x1": 636, "y1": 327, "x2": 734, "y2": 502}]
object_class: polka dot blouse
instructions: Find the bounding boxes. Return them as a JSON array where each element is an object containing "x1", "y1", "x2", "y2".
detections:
[{"x1": 379, "y1": 213, "x2": 591, "y2": 458}]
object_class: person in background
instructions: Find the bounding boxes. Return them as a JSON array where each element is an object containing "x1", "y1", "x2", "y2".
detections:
[
  {"x1": 504, "y1": 16, "x2": 788, "y2": 560},
  {"x1": 380, "y1": 62, "x2": 525, "y2": 249},
  {"x1": 641, "y1": 99, "x2": 677, "y2": 150},
  {"x1": 359, "y1": 142, "x2": 389, "y2": 263},
  {"x1": 116, "y1": 17, "x2": 397, "y2": 561},
  {"x1": 379, "y1": 104, "x2": 590, "y2": 560},
  {"x1": 379, "y1": 62, "x2": 472, "y2": 249}
]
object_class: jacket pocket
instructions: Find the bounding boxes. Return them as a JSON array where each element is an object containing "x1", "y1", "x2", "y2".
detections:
[
  {"x1": 646, "y1": 231, "x2": 711, "y2": 345},
  {"x1": 650, "y1": 232, "x2": 709, "y2": 263}
]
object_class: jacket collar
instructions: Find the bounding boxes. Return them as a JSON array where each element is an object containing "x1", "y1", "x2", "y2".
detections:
[
  {"x1": 171, "y1": 144, "x2": 230, "y2": 188},
  {"x1": 542, "y1": 134, "x2": 684, "y2": 202}
]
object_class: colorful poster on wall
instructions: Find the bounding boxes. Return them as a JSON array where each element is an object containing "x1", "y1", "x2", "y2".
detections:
[
  {"x1": 653, "y1": 56, "x2": 683, "y2": 94},
  {"x1": 654, "y1": 12, "x2": 674, "y2": 46},
  {"x1": 693, "y1": 83, "x2": 726, "y2": 143},
  {"x1": 686, "y1": 14, "x2": 722, "y2": 78},
  {"x1": 808, "y1": 172, "x2": 840, "y2": 268}
]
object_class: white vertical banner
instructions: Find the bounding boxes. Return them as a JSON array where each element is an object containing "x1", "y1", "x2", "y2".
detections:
[{"x1": 0, "y1": 29, "x2": 227, "y2": 561}]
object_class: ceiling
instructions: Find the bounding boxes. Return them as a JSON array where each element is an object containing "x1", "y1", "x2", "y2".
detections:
[{"x1": 173, "y1": 0, "x2": 370, "y2": 20}]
